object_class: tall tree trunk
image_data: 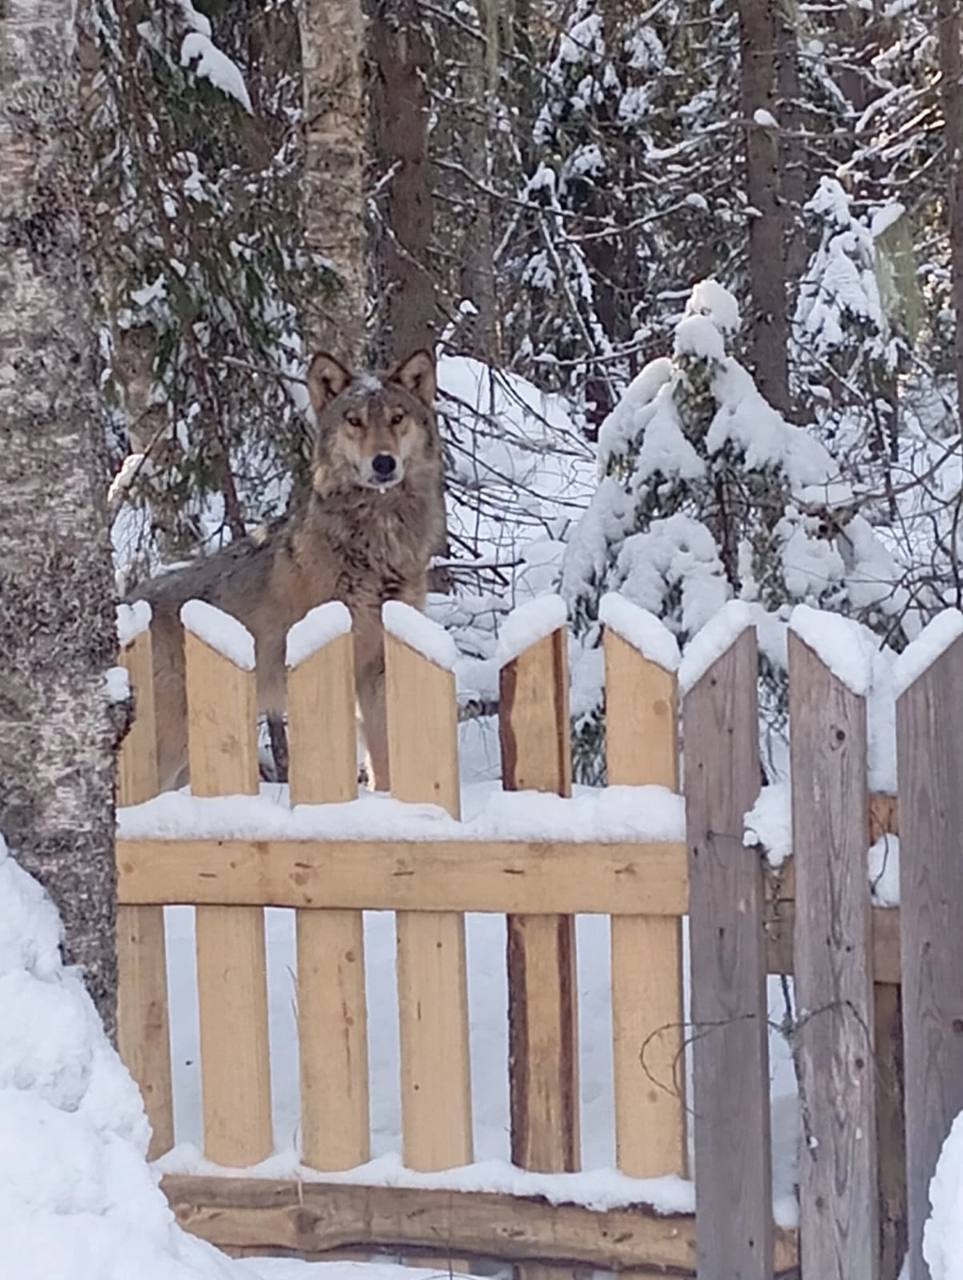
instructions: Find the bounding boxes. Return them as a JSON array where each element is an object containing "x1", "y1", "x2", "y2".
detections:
[
  {"x1": 776, "y1": 11, "x2": 808, "y2": 318},
  {"x1": 300, "y1": 0, "x2": 366, "y2": 366},
  {"x1": 370, "y1": 0, "x2": 436, "y2": 363},
  {"x1": 738, "y1": 0, "x2": 790, "y2": 415},
  {"x1": 938, "y1": 0, "x2": 963, "y2": 420},
  {"x1": 0, "y1": 0, "x2": 121, "y2": 1039}
]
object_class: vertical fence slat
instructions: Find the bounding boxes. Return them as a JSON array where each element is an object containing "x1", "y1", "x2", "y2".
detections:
[
  {"x1": 604, "y1": 626, "x2": 686, "y2": 1178},
  {"x1": 896, "y1": 631, "x2": 963, "y2": 1280},
  {"x1": 385, "y1": 629, "x2": 472, "y2": 1172},
  {"x1": 187, "y1": 626, "x2": 272, "y2": 1166},
  {"x1": 500, "y1": 627, "x2": 578, "y2": 1173},
  {"x1": 117, "y1": 626, "x2": 174, "y2": 1160},
  {"x1": 683, "y1": 626, "x2": 772, "y2": 1280},
  {"x1": 789, "y1": 631, "x2": 878, "y2": 1280},
  {"x1": 289, "y1": 629, "x2": 369, "y2": 1171}
]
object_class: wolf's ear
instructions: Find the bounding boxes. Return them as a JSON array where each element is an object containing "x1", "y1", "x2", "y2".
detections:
[
  {"x1": 389, "y1": 350, "x2": 436, "y2": 407},
  {"x1": 307, "y1": 353, "x2": 352, "y2": 414}
]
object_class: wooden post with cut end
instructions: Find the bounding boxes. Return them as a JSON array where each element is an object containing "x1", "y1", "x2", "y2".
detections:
[
  {"x1": 604, "y1": 626, "x2": 686, "y2": 1178},
  {"x1": 186, "y1": 626, "x2": 272, "y2": 1167},
  {"x1": 500, "y1": 627, "x2": 578, "y2": 1174},
  {"x1": 789, "y1": 632, "x2": 878, "y2": 1280},
  {"x1": 117, "y1": 626, "x2": 174, "y2": 1159},
  {"x1": 385, "y1": 629, "x2": 472, "y2": 1171},
  {"x1": 896, "y1": 630, "x2": 963, "y2": 1280},
  {"x1": 288, "y1": 628, "x2": 369, "y2": 1171},
  {"x1": 683, "y1": 626, "x2": 773, "y2": 1280}
]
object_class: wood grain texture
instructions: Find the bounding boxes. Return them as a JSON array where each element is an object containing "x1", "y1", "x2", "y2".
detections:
[
  {"x1": 683, "y1": 627, "x2": 773, "y2": 1280},
  {"x1": 117, "y1": 629, "x2": 173, "y2": 1159},
  {"x1": 789, "y1": 632, "x2": 878, "y2": 1280},
  {"x1": 117, "y1": 836, "x2": 689, "y2": 914},
  {"x1": 288, "y1": 630, "x2": 369, "y2": 1170},
  {"x1": 160, "y1": 1175, "x2": 800, "y2": 1274},
  {"x1": 500, "y1": 628, "x2": 579, "y2": 1172},
  {"x1": 385, "y1": 631, "x2": 472, "y2": 1171},
  {"x1": 604, "y1": 627, "x2": 686, "y2": 1178},
  {"x1": 186, "y1": 630, "x2": 272, "y2": 1166},
  {"x1": 896, "y1": 631, "x2": 963, "y2": 1280}
]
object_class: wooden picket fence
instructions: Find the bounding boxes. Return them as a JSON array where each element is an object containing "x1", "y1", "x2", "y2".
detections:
[{"x1": 114, "y1": 601, "x2": 963, "y2": 1280}]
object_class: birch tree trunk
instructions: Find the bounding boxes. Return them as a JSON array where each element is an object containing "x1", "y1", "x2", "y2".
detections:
[
  {"x1": 738, "y1": 0, "x2": 790, "y2": 416},
  {"x1": 0, "y1": 1, "x2": 121, "y2": 1039},
  {"x1": 300, "y1": 0, "x2": 366, "y2": 366},
  {"x1": 938, "y1": 0, "x2": 963, "y2": 421}
]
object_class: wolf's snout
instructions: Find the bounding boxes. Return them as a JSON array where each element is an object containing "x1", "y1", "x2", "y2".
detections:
[{"x1": 372, "y1": 453, "x2": 397, "y2": 479}]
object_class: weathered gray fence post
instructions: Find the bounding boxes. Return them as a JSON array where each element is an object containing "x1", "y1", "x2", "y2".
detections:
[
  {"x1": 896, "y1": 619, "x2": 963, "y2": 1280},
  {"x1": 683, "y1": 616, "x2": 773, "y2": 1280}
]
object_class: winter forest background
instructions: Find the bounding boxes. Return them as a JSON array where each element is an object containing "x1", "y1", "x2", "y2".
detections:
[{"x1": 87, "y1": 0, "x2": 963, "y2": 788}]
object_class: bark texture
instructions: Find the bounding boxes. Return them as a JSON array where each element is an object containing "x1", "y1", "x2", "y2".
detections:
[
  {"x1": 300, "y1": 0, "x2": 366, "y2": 365},
  {"x1": 738, "y1": 0, "x2": 790, "y2": 415},
  {"x1": 938, "y1": 0, "x2": 963, "y2": 420},
  {"x1": 0, "y1": 1, "x2": 120, "y2": 1039}
]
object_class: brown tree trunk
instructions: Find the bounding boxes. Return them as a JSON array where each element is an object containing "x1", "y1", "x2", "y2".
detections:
[
  {"x1": 776, "y1": 11, "x2": 808, "y2": 319},
  {"x1": 938, "y1": 0, "x2": 963, "y2": 420},
  {"x1": 300, "y1": 0, "x2": 366, "y2": 365},
  {"x1": 0, "y1": 0, "x2": 121, "y2": 1040},
  {"x1": 370, "y1": 0, "x2": 436, "y2": 363},
  {"x1": 738, "y1": 0, "x2": 790, "y2": 415}
]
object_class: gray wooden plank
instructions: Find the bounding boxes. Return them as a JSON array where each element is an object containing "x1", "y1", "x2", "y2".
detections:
[
  {"x1": 683, "y1": 626, "x2": 773, "y2": 1280},
  {"x1": 896, "y1": 632, "x2": 963, "y2": 1280},
  {"x1": 789, "y1": 631, "x2": 878, "y2": 1280}
]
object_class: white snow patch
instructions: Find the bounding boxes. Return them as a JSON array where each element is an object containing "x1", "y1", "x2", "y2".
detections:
[
  {"x1": 496, "y1": 595, "x2": 568, "y2": 667},
  {"x1": 685, "y1": 278, "x2": 741, "y2": 334},
  {"x1": 105, "y1": 667, "x2": 130, "y2": 704},
  {"x1": 923, "y1": 1110, "x2": 963, "y2": 1280},
  {"x1": 678, "y1": 601, "x2": 754, "y2": 694},
  {"x1": 894, "y1": 609, "x2": 963, "y2": 698},
  {"x1": 599, "y1": 593, "x2": 680, "y2": 672},
  {"x1": 116, "y1": 600, "x2": 152, "y2": 648},
  {"x1": 789, "y1": 605, "x2": 872, "y2": 697},
  {"x1": 118, "y1": 780, "x2": 685, "y2": 845},
  {"x1": 753, "y1": 108, "x2": 779, "y2": 128},
  {"x1": 868, "y1": 834, "x2": 900, "y2": 907},
  {"x1": 673, "y1": 315, "x2": 725, "y2": 362},
  {"x1": 180, "y1": 32, "x2": 253, "y2": 113},
  {"x1": 745, "y1": 783, "x2": 792, "y2": 869},
  {"x1": 285, "y1": 603, "x2": 352, "y2": 670},
  {"x1": 180, "y1": 600, "x2": 255, "y2": 672},
  {"x1": 382, "y1": 601, "x2": 457, "y2": 672}
]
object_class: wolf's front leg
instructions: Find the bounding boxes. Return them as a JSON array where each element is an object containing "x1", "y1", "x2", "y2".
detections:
[{"x1": 357, "y1": 664, "x2": 390, "y2": 791}]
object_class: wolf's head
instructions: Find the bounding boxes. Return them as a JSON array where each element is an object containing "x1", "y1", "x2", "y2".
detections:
[{"x1": 306, "y1": 350, "x2": 440, "y2": 496}]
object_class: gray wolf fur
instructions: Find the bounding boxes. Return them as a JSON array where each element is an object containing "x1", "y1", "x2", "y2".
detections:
[{"x1": 133, "y1": 350, "x2": 445, "y2": 792}]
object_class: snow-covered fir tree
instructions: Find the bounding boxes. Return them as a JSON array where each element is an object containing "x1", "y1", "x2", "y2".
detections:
[{"x1": 563, "y1": 278, "x2": 912, "y2": 783}]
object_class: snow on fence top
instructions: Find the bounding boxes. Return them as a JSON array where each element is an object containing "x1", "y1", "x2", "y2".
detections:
[
  {"x1": 893, "y1": 608, "x2": 963, "y2": 699},
  {"x1": 116, "y1": 600, "x2": 152, "y2": 649},
  {"x1": 678, "y1": 600, "x2": 754, "y2": 694},
  {"x1": 789, "y1": 604, "x2": 873, "y2": 697},
  {"x1": 117, "y1": 780, "x2": 685, "y2": 845},
  {"x1": 599, "y1": 593, "x2": 680, "y2": 672},
  {"x1": 179, "y1": 599, "x2": 255, "y2": 671},
  {"x1": 496, "y1": 594, "x2": 568, "y2": 668},
  {"x1": 286, "y1": 602, "x2": 352, "y2": 670},
  {"x1": 382, "y1": 601, "x2": 458, "y2": 671}
]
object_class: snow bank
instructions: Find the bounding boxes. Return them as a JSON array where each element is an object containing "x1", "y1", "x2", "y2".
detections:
[
  {"x1": 894, "y1": 609, "x2": 963, "y2": 698},
  {"x1": 924, "y1": 1111, "x2": 963, "y2": 1280},
  {"x1": 0, "y1": 834, "x2": 239, "y2": 1280},
  {"x1": 382, "y1": 601, "x2": 457, "y2": 672},
  {"x1": 790, "y1": 604, "x2": 873, "y2": 696},
  {"x1": 180, "y1": 600, "x2": 255, "y2": 671},
  {"x1": 117, "y1": 780, "x2": 685, "y2": 845},
  {"x1": 496, "y1": 595, "x2": 568, "y2": 667},
  {"x1": 286, "y1": 602, "x2": 352, "y2": 670},
  {"x1": 599, "y1": 593, "x2": 680, "y2": 672},
  {"x1": 678, "y1": 600, "x2": 754, "y2": 694},
  {"x1": 117, "y1": 600, "x2": 152, "y2": 648}
]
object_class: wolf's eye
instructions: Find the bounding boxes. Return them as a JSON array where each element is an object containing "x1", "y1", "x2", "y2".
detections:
[
  {"x1": 390, "y1": 411, "x2": 405, "y2": 427},
  {"x1": 345, "y1": 413, "x2": 362, "y2": 428}
]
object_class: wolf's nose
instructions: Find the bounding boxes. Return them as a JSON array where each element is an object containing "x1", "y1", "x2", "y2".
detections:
[{"x1": 372, "y1": 453, "x2": 397, "y2": 479}]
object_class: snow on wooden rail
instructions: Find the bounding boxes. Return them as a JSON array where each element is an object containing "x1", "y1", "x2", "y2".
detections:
[{"x1": 114, "y1": 598, "x2": 963, "y2": 1279}]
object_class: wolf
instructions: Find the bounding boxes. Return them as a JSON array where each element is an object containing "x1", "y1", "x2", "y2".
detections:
[{"x1": 132, "y1": 350, "x2": 445, "y2": 792}]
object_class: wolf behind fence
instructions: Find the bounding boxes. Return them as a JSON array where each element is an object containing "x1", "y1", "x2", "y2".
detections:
[{"x1": 129, "y1": 349, "x2": 445, "y2": 793}]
